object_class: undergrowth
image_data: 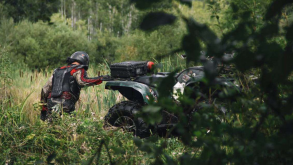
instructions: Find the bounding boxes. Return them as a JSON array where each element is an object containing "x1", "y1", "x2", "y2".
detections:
[
  {"x1": 0, "y1": 49, "x2": 187, "y2": 164},
  {"x1": 0, "y1": 110, "x2": 185, "y2": 164}
]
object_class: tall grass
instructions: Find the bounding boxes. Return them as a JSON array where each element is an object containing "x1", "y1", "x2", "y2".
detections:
[
  {"x1": 160, "y1": 55, "x2": 185, "y2": 72},
  {"x1": 0, "y1": 53, "x2": 188, "y2": 164},
  {"x1": 8, "y1": 56, "x2": 185, "y2": 124},
  {"x1": 5, "y1": 62, "x2": 123, "y2": 124}
]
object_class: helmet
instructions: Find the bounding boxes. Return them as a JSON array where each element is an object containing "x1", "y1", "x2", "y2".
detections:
[{"x1": 66, "y1": 51, "x2": 89, "y2": 70}]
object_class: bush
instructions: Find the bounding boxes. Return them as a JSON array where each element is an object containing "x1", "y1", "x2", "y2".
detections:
[{"x1": 0, "y1": 16, "x2": 101, "y2": 70}]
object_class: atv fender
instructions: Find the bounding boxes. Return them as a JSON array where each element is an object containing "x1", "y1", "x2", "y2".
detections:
[{"x1": 105, "y1": 81, "x2": 154, "y2": 104}]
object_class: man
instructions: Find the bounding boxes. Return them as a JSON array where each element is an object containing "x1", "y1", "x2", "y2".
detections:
[{"x1": 40, "y1": 51, "x2": 105, "y2": 120}]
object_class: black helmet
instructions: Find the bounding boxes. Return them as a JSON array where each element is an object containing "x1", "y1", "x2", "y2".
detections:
[{"x1": 66, "y1": 51, "x2": 89, "y2": 70}]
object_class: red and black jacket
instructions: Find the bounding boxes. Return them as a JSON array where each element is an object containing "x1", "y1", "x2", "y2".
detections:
[{"x1": 50, "y1": 64, "x2": 102, "y2": 100}]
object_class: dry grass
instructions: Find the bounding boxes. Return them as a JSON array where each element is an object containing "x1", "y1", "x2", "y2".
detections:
[
  {"x1": 6, "y1": 64, "x2": 123, "y2": 124},
  {"x1": 4, "y1": 54, "x2": 184, "y2": 125}
]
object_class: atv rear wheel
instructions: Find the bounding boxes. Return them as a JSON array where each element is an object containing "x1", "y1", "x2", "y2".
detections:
[{"x1": 104, "y1": 101, "x2": 151, "y2": 138}]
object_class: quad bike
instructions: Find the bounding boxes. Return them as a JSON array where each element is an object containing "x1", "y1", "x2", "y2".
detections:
[{"x1": 103, "y1": 57, "x2": 239, "y2": 138}]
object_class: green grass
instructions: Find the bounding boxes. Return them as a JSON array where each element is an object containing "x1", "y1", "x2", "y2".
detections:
[{"x1": 0, "y1": 56, "x2": 188, "y2": 164}]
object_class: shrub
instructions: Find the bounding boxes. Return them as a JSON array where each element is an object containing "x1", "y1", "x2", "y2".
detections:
[{"x1": 0, "y1": 16, "x2": 101, "y2": 70}]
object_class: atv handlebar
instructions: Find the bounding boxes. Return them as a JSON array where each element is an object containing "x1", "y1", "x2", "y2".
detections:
[{"x1": 101, "y1": 75, "x2": 114, "y2": 81}]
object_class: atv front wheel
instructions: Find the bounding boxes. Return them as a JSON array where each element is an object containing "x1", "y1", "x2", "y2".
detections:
[{"x1": 104, "y1": 101, "x2": 151, "y2": 138}]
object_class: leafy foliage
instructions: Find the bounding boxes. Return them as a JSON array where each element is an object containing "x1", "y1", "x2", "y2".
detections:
[
  {"x1": 0, "y1": 1, "x2": 216, "y2": 69},
  {"x1": 0, "y1": 16, "x2": 101, "y2": 70},
  {"x1": 2, "y1": 0, "x2": 293, "y2": 164},
  {"x1": 140, "y1": 12, "x2": 177, "y2": 31},
  {"x1": 130, "y1": 0, "x2": 293, "y2": 164}
]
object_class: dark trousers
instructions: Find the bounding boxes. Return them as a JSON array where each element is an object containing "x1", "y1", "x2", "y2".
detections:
[{"x1": 47, "y1": 97, "x2": 76, "y2": 113}]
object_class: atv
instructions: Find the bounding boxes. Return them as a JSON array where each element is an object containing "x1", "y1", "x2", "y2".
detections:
[{"x1": 103, "y1": 57, "x2": 239, "y2": 138}]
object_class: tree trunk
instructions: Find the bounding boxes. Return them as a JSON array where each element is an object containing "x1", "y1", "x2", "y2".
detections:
[
  {"x1": 126, "y1": 5, "x2": 133, "y2": 34},
  {"x1": 64, "y1": 0, "x2": 66, "y2": 20},
  {"x1": 88, "y1": 16, "x2": 91, "y2": 40},
  {"x1": 112, "y1": 7, "x2": 114, "y2": 33},
  {"x1": 71, "y1": 0, "x2": 75, "y2": 29},
  {"x1": 109, "y1": 4, "x2": 112, "y2": 34},
  {"x1": 74, "y1": 1, "x2": 77, "y2": 30},
  {"x1": 121, "y1": 3, "x2": 124, "y2": 35},
  {"x1": 95, "y1": 2, "x2": 99, "y2": 34},
  {"x1": 60, "y1": 0, "x2": 63, "y2": 19}
]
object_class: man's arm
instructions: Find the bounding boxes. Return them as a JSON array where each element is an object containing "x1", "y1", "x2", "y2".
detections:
[{"x1": 71, "y1": 68, "x2": 103, "y2": 87}]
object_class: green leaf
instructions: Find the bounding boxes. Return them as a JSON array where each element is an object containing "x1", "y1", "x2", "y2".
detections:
[
  {"x1": 233, "y1": 50, "x2": 255, "y2": 72},
  {"x1": 177, "y1": 0, "x2": 192, "y2": 7},
  {"x1": 143, "y1": 105, "x2": 161, "y2": 113},
  {"x1": 194, "y1": 131, "x2": 202, "y2": 137},
  {"x1": 182, "y1": 34, "x2": 201, "y2": 65},
  {"x1": 133, "y1": 137, "x2": 142, "y2": 147},
  {"x1": 130, "y1": 0, "x2": 164, "y2": 10},
  {"x1": 157, "y1": 70, "x2": 178, "y2": 98},
  {"x1": 265, "y1": 0, "x2": 293, "y2": 20},
  {"x1": 140, "y1": 12, "x2": 177, "y2": 31},
  {"x1": 141, "y1": 105, "x2": 163, "y2": 125}
]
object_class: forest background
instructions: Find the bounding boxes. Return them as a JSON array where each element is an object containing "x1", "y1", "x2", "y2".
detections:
[
  {"x1": 0, "y1": 0, "x2": 199, "y2": 69},
  {"x1": 0, "y1": 0, "x2": 248, "y2": 70},
  {"x1": 1, "y1": 0, "x2": 293, "y2": 164},
  {"x1": 1, "y1": 0, "x2": 292, "y2": 69}
]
